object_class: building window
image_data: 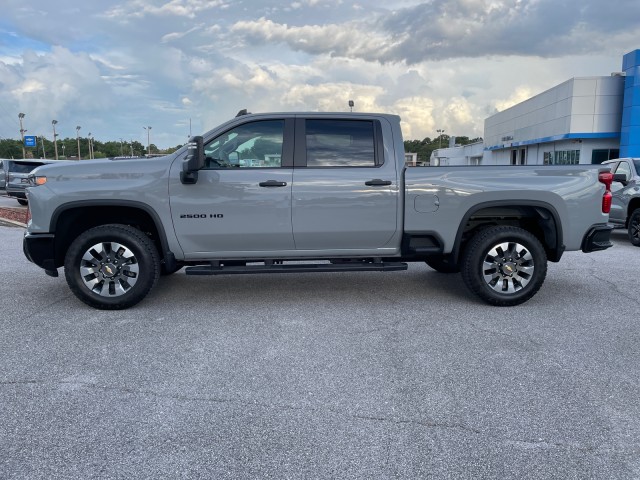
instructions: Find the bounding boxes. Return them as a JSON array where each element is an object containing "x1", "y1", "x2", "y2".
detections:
[
  {"x1": 591, "y1": 149, "x2": 620, "y2": 164},
  {"x1": 543, "y1": 150, "x2": 580, "y2": 165}
]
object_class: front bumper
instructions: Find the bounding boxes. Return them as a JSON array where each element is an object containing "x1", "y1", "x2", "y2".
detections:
[
  {"x1": 7, "y1": 190, "x2": 27, "y2": 199},
  {"x1": 581, "y1": 224, "x2": 614, "y2": 253},
  {"x1": 23, "y1": 232, "x2": 58, "y2": 277}
]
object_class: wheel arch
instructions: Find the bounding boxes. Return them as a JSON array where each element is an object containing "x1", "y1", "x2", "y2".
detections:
[
  {"x1": 626, "y1": 197, "x2": 640, "y2": 226},
  {"x1": 451, "y1": 200, "x2": 564, "y2": 264},
  {"x1": 50, "y1": 200, "x2": 172, "y2": 268}
]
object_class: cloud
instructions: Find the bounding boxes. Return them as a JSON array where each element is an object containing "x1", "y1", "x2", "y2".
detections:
[
  {"x1": 281, "y1": 82, "x2": 385, "y2": 111},
  {"x1": 229, "y1": 0, "x2": 640, "y2": 63},
  {"x1": 0, "y1": 0, "x2": 637, "y2": 148},
  {"x1": 0, "y1": 47, "x2": 113, "y2": 127},
  {"x1": 103, "y1": 0, "x2": 228, "y2": 20},
  {"x1": 229, "y1": 17, "x2": 399, "y2": 61},
  {"x1": 494, "y1": 86, "x2": 537, "y2": 113}
]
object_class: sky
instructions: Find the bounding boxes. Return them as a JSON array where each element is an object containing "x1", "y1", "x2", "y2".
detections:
[{"x1": 0, "y1": 0, "x2": 638, "y2": 149}]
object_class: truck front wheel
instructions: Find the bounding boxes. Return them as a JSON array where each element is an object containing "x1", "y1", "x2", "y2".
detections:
[
  {"x1": 628, "y1": 209, "x2": 640, "y2": 247},
  {"x1": 64, "y1": 224, "x2": 160, "y2": 309},
  {"x1": 461, "y1": 226, "x2": 547, "y2": 306}
]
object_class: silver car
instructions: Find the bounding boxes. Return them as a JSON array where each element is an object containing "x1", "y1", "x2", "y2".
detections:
[{"x1": 5, "y1": 159, "x2": 56, "y2": 205}]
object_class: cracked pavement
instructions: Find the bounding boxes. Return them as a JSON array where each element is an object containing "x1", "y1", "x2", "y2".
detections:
[{"x1": 1, "y1": 226, "x2": 639, "y2": 479}]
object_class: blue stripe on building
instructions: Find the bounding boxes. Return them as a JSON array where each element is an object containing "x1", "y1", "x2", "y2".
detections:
[{"x1": 621, "y1": 49, "x2": 640, "y2": 157}]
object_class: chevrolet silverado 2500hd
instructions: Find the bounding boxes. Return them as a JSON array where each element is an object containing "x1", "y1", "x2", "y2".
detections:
[{"x1": 23, "y1": 112, "x2": 614, "y2": 309}]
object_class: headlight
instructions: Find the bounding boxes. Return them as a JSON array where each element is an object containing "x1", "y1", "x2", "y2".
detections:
[{"x1": 28, "y1": 175, "x2": 47, "y2": 186}]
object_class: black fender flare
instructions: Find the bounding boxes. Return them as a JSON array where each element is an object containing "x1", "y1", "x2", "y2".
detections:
[
  {"x1": 450, "y1": 200, "x2": 564, "y2": 264},
  {"x1": 50, "y1": 200, "x2": 174, "y2": 263}
]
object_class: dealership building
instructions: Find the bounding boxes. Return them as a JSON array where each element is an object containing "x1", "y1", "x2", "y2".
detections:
[{"x1": 431, "y1": 49, "x2": 640, "y2": 166}]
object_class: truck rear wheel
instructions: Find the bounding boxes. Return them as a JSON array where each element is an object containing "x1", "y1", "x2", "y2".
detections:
[
  {"x1": 461, "y1": 226, "x2": 547, "y2": 306},
  {"x1": 628, "y1": 209, "x2": 640, "y2": 247},
  {"x1": 64, "y1": 224, "x2": 160, "y2": 309}
]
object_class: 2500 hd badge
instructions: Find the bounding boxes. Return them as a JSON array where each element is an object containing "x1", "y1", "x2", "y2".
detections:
[{"x1": 180, "y1": 213, "x2": 224, "y2": 218}]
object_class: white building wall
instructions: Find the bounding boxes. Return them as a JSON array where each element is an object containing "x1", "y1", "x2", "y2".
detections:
[
  {"x1": 485, "y1": 76, "x2": 623, "y2": 152},
  {"x1": 431, "y1": 142, "x2": 484, "y2": 166},
  {"x1": 426, "y1": 75, "x2": 624, "y2": 167}
]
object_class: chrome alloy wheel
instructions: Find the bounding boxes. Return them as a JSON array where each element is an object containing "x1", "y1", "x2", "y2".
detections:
[
  {"x1": 79, "y1": 242, "x2": 140, "y2": 297},
  {"x1": 482, "y1": 241, "x2": 534, "y2": 294}
]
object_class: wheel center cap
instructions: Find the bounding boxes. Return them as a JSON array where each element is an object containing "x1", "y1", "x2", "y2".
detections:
[
  {"x1": 501, "y1": 262, "x2": 517, "y2": 276},
  {"x1": 101, "y1": 264, "x2": 118, "y2": 278}
]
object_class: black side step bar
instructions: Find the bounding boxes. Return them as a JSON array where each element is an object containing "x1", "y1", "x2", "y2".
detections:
[{"x1": 185, "y1": 262, "x2": 408, "y2": 276}]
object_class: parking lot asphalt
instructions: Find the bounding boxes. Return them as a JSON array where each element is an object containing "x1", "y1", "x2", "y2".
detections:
[{"x1": 1, "y1": 225, "x2": 639, "y2": 479}]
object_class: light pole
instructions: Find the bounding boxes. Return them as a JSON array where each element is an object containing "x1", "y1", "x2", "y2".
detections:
[
  {"x1": 52, "y1": 120, "x2": 59, "y2": 160},
  {"x1": 76, "y1": 126, "x2": 82, "y2": 160},
  {"x1": 119, "y1": 138, "x2": 124, "y2": 156},
  {"x1": 88, "y1": 133, "x2": 93, "y2": 159},
  {"x1": 436, "y1": 129, "x2": 445, "y2": 149},
  {"x1": 40, "y1": 135, "x2": 46, "y2": 159},
  {"x1": 19, "y1": 113, "x2": 26, "y2": 159},
  {"x1": 61, "y1": 144, "x2": 66, "y2": 158},
  {"x1": 143, "y1": 126, "x2": 152, "y2": 156}
]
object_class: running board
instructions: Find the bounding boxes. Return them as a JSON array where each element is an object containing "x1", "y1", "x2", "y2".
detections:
[{"x1": 185, "y1": 261, "x2": 408, "y2": 276}]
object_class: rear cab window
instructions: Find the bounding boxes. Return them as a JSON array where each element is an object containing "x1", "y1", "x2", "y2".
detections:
[{"x1": 304, "y1": 119, "x2": 379, "y2": 167}]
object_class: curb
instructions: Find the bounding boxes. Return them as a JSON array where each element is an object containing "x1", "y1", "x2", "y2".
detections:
[
  {"x1": 0, "y1": 206, "x2": 28, "y2": 228},
  {"x1": 0, "y1": 217, "x2": 27, "y2": 228}
]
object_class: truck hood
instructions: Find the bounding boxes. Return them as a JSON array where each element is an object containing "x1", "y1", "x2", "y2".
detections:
[{"x1": 30, "y1": 154, "x2": 178, "y2": 179}]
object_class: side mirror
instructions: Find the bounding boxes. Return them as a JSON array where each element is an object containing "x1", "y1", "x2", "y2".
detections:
[
  {"x1": 228, "y1": 151, "x2": 239, "y2": 166},
  {"x1": 180, "y1": 136, "x2": 205, "y2": 184},
  {"x1": 613, "y1": 173, "x2": 628, "y2": 186}
]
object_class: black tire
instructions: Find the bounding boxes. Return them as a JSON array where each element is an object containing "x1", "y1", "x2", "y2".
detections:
[
  {"x1": 461, "y1": 226, "x2": 547, "y2": 306},
  {"x1": 628, "y1": 209, "x2": 640, "y2": 247},
  {"x1": 64, "y1": 224, "x2": 160, "y2": 309},
  {"x1": 17, "y1": 199, "x2": 28, "y2": 206},
  {"x1": 425, "y1": 256, "x2": 460, "y2": 273}
]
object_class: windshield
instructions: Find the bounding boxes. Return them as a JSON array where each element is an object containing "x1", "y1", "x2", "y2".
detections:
[
  {"x1": 9, "y1": 161, "x2": 46, "y2": 173},
  {"x1": 633, "y1": 160, "x2": 640, "y2": 176}
]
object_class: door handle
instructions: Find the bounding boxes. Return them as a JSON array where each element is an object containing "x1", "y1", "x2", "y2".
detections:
[
  {"x1": 259, "y1": 180, "x2": 288, "y2": 187},
  {"x1": 365, "y1": 179, "x2": 392, "y2": 186}
]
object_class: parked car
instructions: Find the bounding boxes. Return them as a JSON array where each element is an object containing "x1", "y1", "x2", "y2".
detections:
[
  {"x1": 0, "y1": 159, "x2": 6, "y2": 191},
  {"x1": 603, "y1": 158, "x2": 640, "y2": 246},
  {"x1": 4, "y1": 159, "x2": 58, "y2": 205}
]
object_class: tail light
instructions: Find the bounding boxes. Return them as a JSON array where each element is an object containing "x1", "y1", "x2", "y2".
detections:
[{"x1": 599, "y1": 172, "x2": 613, "y2": 214}]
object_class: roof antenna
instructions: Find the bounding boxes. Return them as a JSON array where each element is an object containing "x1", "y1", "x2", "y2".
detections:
[
  {"x1": 348, "y1": 100, "x2": 354, "y2": 112},
  {"x1": 236, "y1": 109, "x2": 250, "y2": 117}
]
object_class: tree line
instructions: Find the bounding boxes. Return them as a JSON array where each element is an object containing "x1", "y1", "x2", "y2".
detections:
[
  {"x1": 0, "y1": 134, "x2": 482, "y2": 163},
  {"x1": 0, "y1": 137, "x2": 183, "y2": 160}
]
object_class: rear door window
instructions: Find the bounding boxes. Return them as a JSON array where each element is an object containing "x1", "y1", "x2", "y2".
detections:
[{"x1": 305, "y1": 120, "x2": 376, "y2": 167}]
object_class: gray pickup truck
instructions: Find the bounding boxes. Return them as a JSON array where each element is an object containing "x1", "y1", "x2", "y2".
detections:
[
  {"x1": 603, "y1": 158, "x2": 640, "y2": 246},
  {"x1": 1, "y1": 158, "x2": 57, "y2": 205},
  {"x1": 23, "y1": 112, "x2": 614, "y2": 310}
]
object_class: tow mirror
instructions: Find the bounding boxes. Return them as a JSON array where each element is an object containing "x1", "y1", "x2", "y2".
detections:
[
  {"x1": 180, "y1": 136, "x2": 204, "y2": 184},
  {"x1": 613, "y1": 173, "x2": 628, "y2": 186}
]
